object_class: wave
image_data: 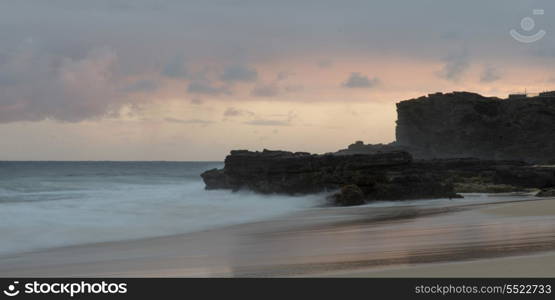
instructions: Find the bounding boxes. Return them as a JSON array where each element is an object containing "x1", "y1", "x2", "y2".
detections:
[{"x1": 0, "y1": 176, "x2": 323, "y2": 255}]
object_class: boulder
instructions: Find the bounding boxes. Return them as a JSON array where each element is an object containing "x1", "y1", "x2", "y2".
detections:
[{"x1": 331, "y1": 185, "x2": 365, "y2": 206}]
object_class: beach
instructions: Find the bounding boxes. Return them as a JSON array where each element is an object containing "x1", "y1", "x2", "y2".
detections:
[{"x1": 0, "y1": 194, "x2": 554, "y2": 277}]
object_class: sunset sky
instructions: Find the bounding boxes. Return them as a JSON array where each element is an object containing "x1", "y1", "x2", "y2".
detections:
[{"x1": 2, "y1": 0, "x2": 555, "y2": 160}]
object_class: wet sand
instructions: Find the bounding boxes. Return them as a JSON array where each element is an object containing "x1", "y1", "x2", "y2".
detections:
[
  {"x1": 0, "y1": 195, "x2": 554, "y2": 277},
  {"x1": 315, "y1": 252, "x2": 555, "y2": 277},
  {"x1": 314, "y1": 199, "x2": 555, "y2": 277}
]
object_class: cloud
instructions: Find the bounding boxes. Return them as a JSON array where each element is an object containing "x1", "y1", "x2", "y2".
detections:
[
  {"x1": 437, "y1": 50, "x2": 469, "y2": 81},
  {"x1": 190, "y1": 98, "x2": 203, "y2": 105},
  {"x1": 251, "y1": 84, "x2": 280, "y2": 97},
  {"x1": 284, "y1": 85, "x2": 304, "y2": 92},
  {"x1": 342, "y1": 72, "x2": 380, "y2": 88},
  {"x1": 187, "y1": 80, "x2": 231, "y2": 95},
  {"x1": 276, "y1": 71, "x2": 294, "y2": 81},
  {"x1": 161, "y1": 56, "x2": 188, "y2": 78},
  {"x1": 123, "y1": 80, "x2": 158, "y2": 93},
  {"x1": 220, "y1": 65, "x2": 258, "y2": 82},
  {"x1": 164, "y1": 117, "x2": 214, "y2": 125},
  {"x1": 223, "y1": 107, "x2": 254, "y2": 117},
  {"x1": 0, "y1": 45, "x2": 123, "y2": 123},
  {"x1": 480, "y1": 66, "x2": 502, "y2": 83},
  {"x1": 243, "y1": 111, "x2": 297, "y2": 126},
  {"x1": 2, "y1": 0, "x2": 553, "y2": 124}
]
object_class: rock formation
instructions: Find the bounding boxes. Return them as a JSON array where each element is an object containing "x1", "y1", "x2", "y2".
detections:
[
  {"x1": 201, "y1": 149, "x2": 555, "y2": 205},
  {"x1": 201, "y1": 91, "x2": 555, "y2": 205},
  {"x1": 201, "y1": 149, "x2": 461, "y2": 203},
  {"x1": 396, "y1": 92, "x2": 555, "y2": 163}
]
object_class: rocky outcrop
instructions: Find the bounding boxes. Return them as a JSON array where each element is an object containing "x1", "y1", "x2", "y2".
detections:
[
  {"x1": 201, "y1": 149, "x2": 460, "y2": 203},
  {"x1": 396, "y1": 92, "x2": 555, "y2": 163},
  {"x1": 202, "y1": 149, "x2": 413, "y2": 195},
  {"x1": 201, "y1": 149, "x2": 555, "y2": 204},
  {"x1": 201, "y1": 91, "x2": 555, "y2": 205}
]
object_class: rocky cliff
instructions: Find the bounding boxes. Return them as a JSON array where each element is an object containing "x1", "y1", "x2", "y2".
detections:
[
  {"x1": 396, "y1": 92, "x2": 555, "y2": 163},
  {"x1": 201, "y1": 91, "x2": 555, "y2": 205}
]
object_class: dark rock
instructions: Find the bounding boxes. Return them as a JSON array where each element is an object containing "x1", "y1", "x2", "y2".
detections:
[
  {"x1": 201, "y1": 149, "x2": 555, "y2": 205},
  {"x1": 368, "y1": 174, "x2": 461, "y2": 201},
  {"x1": 334, "y1": 141, "x2": 405, "y2": 156},
  {"x1": 201, "y1": 149, "x2": 463, "y2": 202},
  {"x1": 200, "y1": 169, "x2": 230, "y2": 190},
  {"x1": 331, "y1": 185, "x2": 365, "y2": 206},
  {"x1": 395, "y1": 92, "x2": 555, "y2": 163},
  {"x1": 203, "y1": 149, "x2": 413, "y2": 195},
  {"x1": 536, "y1": 188, "x2": 555, "y2": 197}
]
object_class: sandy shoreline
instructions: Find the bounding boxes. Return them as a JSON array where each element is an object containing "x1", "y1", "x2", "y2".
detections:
[
  {"x1": 0, "y1": 196, "x2": 554, "y2": 277},
  {"x1": 314, "y1": 198, "x2": 555, "y2": 277},
  {"x1": 313, "y1": 252, "x2": 555, "y2": 277}
]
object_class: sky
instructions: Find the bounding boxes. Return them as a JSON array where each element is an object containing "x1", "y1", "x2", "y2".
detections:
[{"x1": 1, "y1": 0, "x2": 555, "y2": 160}]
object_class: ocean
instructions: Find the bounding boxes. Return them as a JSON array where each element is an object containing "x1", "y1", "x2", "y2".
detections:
[{"x1": 0, "y1": 161, "x2": 323, "y2": 255}]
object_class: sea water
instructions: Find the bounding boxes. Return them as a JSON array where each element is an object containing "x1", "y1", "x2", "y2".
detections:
[{"x1": 0, "y1": 161, "x2": 322, "y2": 255}]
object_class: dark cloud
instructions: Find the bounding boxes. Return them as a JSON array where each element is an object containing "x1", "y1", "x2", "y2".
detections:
[
  {"x1": 161, "y1": 56, "x2": 188, "y2": 78},
  {"x1": 480, "y1": 66, "x2": 502, "y2": 83},
  {"x1": 220, "y1": 65, "x2": 258, "y2": 82},
  {"x1": 342, "y1": 73, "x2": 380, "y2": 88},
  {"x1": 187, "y1": 80, "x2": 231, "y2": 95},
  {"x1": 251, "y1": 84, "x2": 280, "y2": 97},
  {"x1": 437, "y1": 50, "x2": 469, "y2": 81}
]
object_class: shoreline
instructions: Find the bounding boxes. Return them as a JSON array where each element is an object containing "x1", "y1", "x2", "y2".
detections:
[
  {"x1": 311, "y1": 251, "x2": 555, "y2": 277},
  {"x1": 0, "y1": 195, "x2": 554, "y2": 277},
  {"x1": 0, "y1": 193, "x2": 533, "y2": 258},
  {"x1": 310, "y1": 198, "x2": 555, "y2": 277}
]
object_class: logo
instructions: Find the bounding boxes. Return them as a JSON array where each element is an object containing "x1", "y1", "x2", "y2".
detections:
[
  {"x1": 510, "y1": 9, "x2": 546, "y2": 43},
  {"x1": 2, "y1": 281, "x2": 127, "y2": 297},
  {"x1": 3, "y1": 281, "x2": 20, "y2": 297}
]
